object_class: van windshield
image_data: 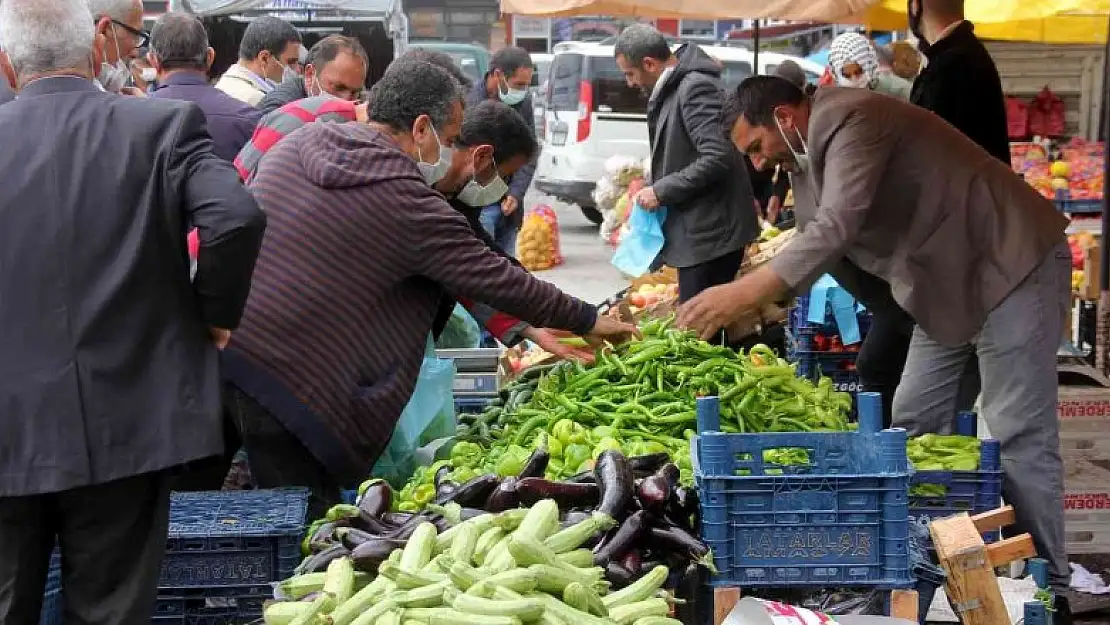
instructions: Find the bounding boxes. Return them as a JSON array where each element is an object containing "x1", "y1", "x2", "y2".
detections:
[
  {"x1": 447, "y1": 52, "x2": 482, "y2": 82},
  {"x1": 548, "y1": 53, "x2": 583, "y2": 110}
]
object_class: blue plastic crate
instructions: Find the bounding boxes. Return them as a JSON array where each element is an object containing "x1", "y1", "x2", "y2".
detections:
[
  {"x1": 1055, "y1": 189, "x2": 1102, "y2": 215},
  {"x1": 693, "y1": 394, "x2": 912, "y2": 588},
  {"x1": 789, "y1": 295, "x2": 872, "y2": 339},
  {"x1": 152, "y1": 584, "x2": 272, "y2": 625},
  {"x1": 786, "y1": 331, "x2": 862, "y2": 416},
  {"x1": 908, "y1": 417, "x2": 1004, "y2": 548},
  {"x1": 161, "y1": 488, "x2": 309, "y2": 588}
]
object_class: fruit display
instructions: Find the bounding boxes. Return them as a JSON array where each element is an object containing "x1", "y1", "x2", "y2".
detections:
[
  {"x1": 626, "y1": 283, "x2": 678, "y2": 315},
  {"x1": 274, "y1": 496, "x2": 691, "y2": 625},
  {"x1": 1011, "y1": 139, "x2": 1104, "y2": 202},
  {"x1": 1068, "y1": 232, "x2": 1098, "y2": 295},
  {"x1": 397, "y1": 319, "x2": 854, "y2": 512}
]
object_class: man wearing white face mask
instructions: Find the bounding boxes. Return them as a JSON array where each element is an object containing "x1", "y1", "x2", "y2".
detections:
[
  {"x1": 257, "y1": 35, "x2": 368, "y2": 115},
  {"x1": 827, "y1": 32, "x2": 912, "y2": 100},
  {"x1": 215, "y1": 16, "x2": 301, "y2": 107},
  {"x1": 682, "y1": 76, "x2": 1073, "y2": 606},
  {"x1": 88, "y1": 0, "x2": 147, "y2": 94},
  {"x1": 222, "y1": 60, "x2": 637, "y2": 516},
  {"x1": 468, "y1": 46, "x2": 537, "y2": 257}
]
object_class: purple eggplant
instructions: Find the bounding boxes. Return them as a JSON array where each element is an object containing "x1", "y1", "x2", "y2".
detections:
[
  {"x1": 517, "y1": 478, "x2": 600, "y2": 508},
  {"x1": 649, "y1": 522, "x2": 709, "y2": 558},
  {"x1": 309, "y1": 522, "x2": 342, "y2": 553},
  {"x1": 338, "y1": 527, "x2": 376, "y2": 551},
  {"x1": 620, "y1": 550, "x2": 643, "y2": 574},
  {"x1": 433, "y1": 480, "x2": 460, "y2": 505},
  {"x1": 434, "y1": 465, "x2": 452, "y2": 489},
  {"x1": 350, "y1": 537, "x2": 405, "y2": 572},
  {"x1": 566, "y1": 470, "x2": 597, "y2": 484},
  {"x1": 381, "y1": 512, "x2": 416, "y2": 526},
  {"x1": 605, "y1": 562, "x2": 637, "y2": 588},
  {"x1": 450, "y1": 474, "x2": 500, "y2": 508},
  {"x1": 637, "y1": 475, "x2": 671, "y2": 514},
  {"x1": 629, "y1": 453, "x2": 671, "y2": 474},
  {"x1": 353, "y1": 510, "x2": 395, "y2": 536},
  {"x1": 518, "y1": 448, "x2": 550, "y2": 479},
  {"x1": 358, "y1": 480, "x2": 393, "y2": 519},
  {"x1": 560, "y1": 510, "x2": 594, "y2": 527},
  {"x1": 296, "y1": 543, "x2": 350, "y2": 574},
  {"x1": 485, "y1": 478, "x2": 520, "y2": 512},
  {"x1": 593, "y1": 509, "x2": 648, "y2": 566},
  {"x1": 674, "y1": 486, "x2": 699, "y2": 518},
  {"x1": 595, "y1": 450, "x2": 634, "y2": 519}
]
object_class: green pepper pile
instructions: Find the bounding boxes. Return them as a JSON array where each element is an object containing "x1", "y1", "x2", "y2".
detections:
[
  {"x1": 907, "y1": 434, "x2": 981, "y2": 497},
  {"x1": 397, "y1": 319, "x2": 854, "y2": 511}
]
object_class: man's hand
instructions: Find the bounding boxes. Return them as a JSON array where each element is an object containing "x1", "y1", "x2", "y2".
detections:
[
  {"x1": 633, "y1": 186, "x2": 660, "y2": 211},
  {"x1": 501, "y1": 195, "x2": 519, "y2": 216},
  {"x1": 585, "y1": 313, "x2": 640, "y2": 345},
  {"x1": 119, "y1": 86, "x2": 147, "y2": 98},
  {"x1": 209, "y1": 328, "x2": 232, "y2": 350},
  {"x1": 677, "y1": 281, "x2": 755, "y2": 340},
  {"x1": 522, "y1": 327, "x2": 596, "y2": 363}
]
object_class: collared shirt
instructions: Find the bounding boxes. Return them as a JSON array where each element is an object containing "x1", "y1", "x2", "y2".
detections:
[
  {"x1": 651, "y1": 66, "x2": 676, "y2": 101},
  {"x1": 934, "y1": 20, "x2": 967, "y2": 44},
  {"x1": 151, "y1": 72, "x2": 263, "y2": 162}
]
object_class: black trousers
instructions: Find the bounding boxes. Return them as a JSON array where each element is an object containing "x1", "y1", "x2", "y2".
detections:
[
  {"x1": 0, "y1": 471, "x2": 172, "y2": 625},
  {"x1": 226, "y1": 385, "x2": 342, "y2": 521},
  {"x1": 677, "y1": 249, "x2": 745, "y2": 303}
]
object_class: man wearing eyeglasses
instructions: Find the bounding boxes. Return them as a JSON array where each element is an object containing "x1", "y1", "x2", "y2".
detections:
[{"x1": 89, "y1": 0, "x2": 148, "y2": 94}]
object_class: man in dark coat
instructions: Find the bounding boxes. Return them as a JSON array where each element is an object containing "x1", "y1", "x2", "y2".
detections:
[
  {"x1": 148, "y1": 12, "x2": 262, "y2": 162},
  {"x1": 614, "y1": 25, "x2": 758, "y2": 302},
  {"x1": 257, "y1": 34, "x2": 368, "y2": 116},
  {"x1": 467, "y1": 46, "x2": 537, "y2": 257},
  {"x1": 0, "y1": 0, "x2": 266, "y2": 622}
]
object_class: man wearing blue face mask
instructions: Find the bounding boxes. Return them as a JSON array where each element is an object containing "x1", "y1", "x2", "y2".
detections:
[{"x1": 468, "y1": 46, "x2": 537, "y2": 257}]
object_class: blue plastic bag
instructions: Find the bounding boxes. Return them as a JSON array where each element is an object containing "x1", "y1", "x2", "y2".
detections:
[
  {"x1": 612, "y1": 203, "x2": 667, "y2": 277},
  {"x1": 372, "y1": 334, "x2": 457, "y2": 487},
  {"x1": 807, "y1": 274, "x2": 866, "y2": 345}
]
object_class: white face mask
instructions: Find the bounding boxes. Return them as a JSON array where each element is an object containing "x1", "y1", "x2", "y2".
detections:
[
  {"x1": 498, "y1": 76, "x2": 527, "y2": 106},
  {"x1": 773, "y1": 113, "x2": 810, "y2": 174},
  {"x1": 838, "y1": 75, "x2": 869, "y2": 89},
  {"x1": 416, "y1": 123, "x2": 453, "y2": 186},
  {"x1": 309, "y1": 76, "x2": 336, "y2": 100},
  {"x1": 282, "y1": 63, "x2": 298, "y2": 83},
  {"x1": 457, "y1": 158, "x2": 509, "y2": 207},
  {"x1": 95, "y1": 23, "x2": 131, "y2": 93},
  {"x1": 141, "y1": 67, "x2": 157, "y2": 83}
]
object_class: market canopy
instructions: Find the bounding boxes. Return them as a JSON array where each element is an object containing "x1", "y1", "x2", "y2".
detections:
[
  {"x1": 170, "y1": 0, "x2": 398, "y2": 17},
  {"x1": 498, "y1": 0, "x2": 879, "y2": 22},
  {"x1": 852, "y1": 0, "x2": 1106, "y2": 35}
]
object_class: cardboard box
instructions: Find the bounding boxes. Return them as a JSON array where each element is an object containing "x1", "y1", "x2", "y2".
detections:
[
  {"x1": 1058, "y1": 364, "x2": 1110, "y2": 553},
  {"x1": 1080, "y1": 243, "x2": 1101, "y2": 301}
]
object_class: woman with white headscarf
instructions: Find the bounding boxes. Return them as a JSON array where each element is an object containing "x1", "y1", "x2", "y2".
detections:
[{"x1": 827, "y1": 32, "x2": 912, "y2": 100}]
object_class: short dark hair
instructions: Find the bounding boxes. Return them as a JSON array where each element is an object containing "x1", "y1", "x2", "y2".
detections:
[
  {"x1": 392, "y1": 48, "x2": 473, "y2": 90},
  {"x1": 489, "y1": 46, "x2": 532, "y2": 77},
  {"x1": 458, "y1": 100, "x2": 538, "y2": 163},
  {"x1": 613, "y1": 24, "x2": 672, "y2": 65},
  {"x1": 149, "y1": 12, "x2": 209, "y2": 72},
  {"x1": 306, "y1": 34, "x2": 368, "y2": 71},
  {"x1": 238, "y1": 16, "x2": 300, "y2": 61},
  {"x1": 368, "y1": 60, "x2": 463, "y2": 132},
  {"x1": 723, "y1": 75, "x2": 806, "y2": 131}
]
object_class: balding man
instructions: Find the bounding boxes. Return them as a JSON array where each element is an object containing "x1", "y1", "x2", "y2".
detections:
[
  {"x1": 149, "y1": 12, "x2": 263, "y2": 162},
  {"x1": 0, "y1": 0, "x2": 265, "y2": 621}
]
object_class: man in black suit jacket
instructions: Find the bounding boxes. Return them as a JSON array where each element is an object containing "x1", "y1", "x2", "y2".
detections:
[{"x1": 0, "y1": 0, "x2": 266, "y2": 623}]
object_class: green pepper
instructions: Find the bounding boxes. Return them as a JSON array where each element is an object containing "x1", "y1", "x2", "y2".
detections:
[
  {"x1": 552, "y1": 419, "x2": 577, "y2": 444},
  {"x1": 592, "y1": 425, "x2": 618, "y2": 440},
  {"x1": 563, "y1": 443, "x2": 592, "y2": 470},
  {"x1": 547, "y1": 436, "x2": 564, "y2": 459},
  {"x1": 494, "y1": 444, "x2": 532, "y2": 476},
  {"x1": 592, "y1": 437, "x2": 622, "y2": 458}
]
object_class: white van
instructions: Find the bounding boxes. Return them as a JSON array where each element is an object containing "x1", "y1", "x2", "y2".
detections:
[{"x1": 533, "y1": 42, "x2": 822, "y2": 223}]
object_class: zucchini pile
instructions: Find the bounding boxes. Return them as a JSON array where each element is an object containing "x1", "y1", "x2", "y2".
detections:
[{"x1": 269, "y1": 499, "x2": 683, "y2": 625}]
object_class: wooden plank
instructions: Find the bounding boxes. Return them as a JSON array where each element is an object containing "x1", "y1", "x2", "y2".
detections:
[
  {"x1": 930, "y1": 513, "x2": 1010, "y2": 625},
  {"x1": 890, "y1": 589, "x2": 919, "y2": 621},
  {"x1": 714, "y1": 587, "x2": 741, "y2": 625},
  {"x1": 970, "y1": 506, "x2": 1015, "y2": 533},
  {"x1": 986, "y1": 534, "x2": 1037, "y2": 568}
]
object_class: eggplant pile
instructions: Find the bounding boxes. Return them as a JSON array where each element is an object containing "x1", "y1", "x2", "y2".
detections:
[
  {"x1": 299, "y1": 480, "x2": 457, "y2": 575},
  {"x1": 431, "y1": 448, "x2": 712, "y2": 588}
]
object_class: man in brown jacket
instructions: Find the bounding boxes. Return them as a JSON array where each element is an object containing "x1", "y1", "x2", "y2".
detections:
[{"x1": 680, "y1": 77, "x2": 1071, "y2": 589}]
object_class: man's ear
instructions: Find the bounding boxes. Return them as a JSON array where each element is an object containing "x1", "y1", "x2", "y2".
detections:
[
  {"x1": 205, "y1": 48, "x2": 216, "y2": 71},
  {"x1": 95, "y1": 15, "x2": 112, "y2": 36},
  {"x1": 92, "y1": 32, "x2": 108, "y2": 70}
]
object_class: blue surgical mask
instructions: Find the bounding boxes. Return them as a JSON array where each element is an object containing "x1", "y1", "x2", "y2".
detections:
[
  {"x1": 499, "y1": 76, "x2": 527, "y2": 106},
  {"x1": 457, "y1": 159, "x2": 509, "y2": 207},
  {"x1": 416, "y1": 124, "x2": 453, "y2": 186}
]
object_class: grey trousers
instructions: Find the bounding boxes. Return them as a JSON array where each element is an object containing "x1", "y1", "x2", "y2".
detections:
[
  {"x1": 0, "y1": 471, "x2": 172, "y2": 625},
  {"x1": 893, "y1": 242, "x2": 1071, "y2": 588}
]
